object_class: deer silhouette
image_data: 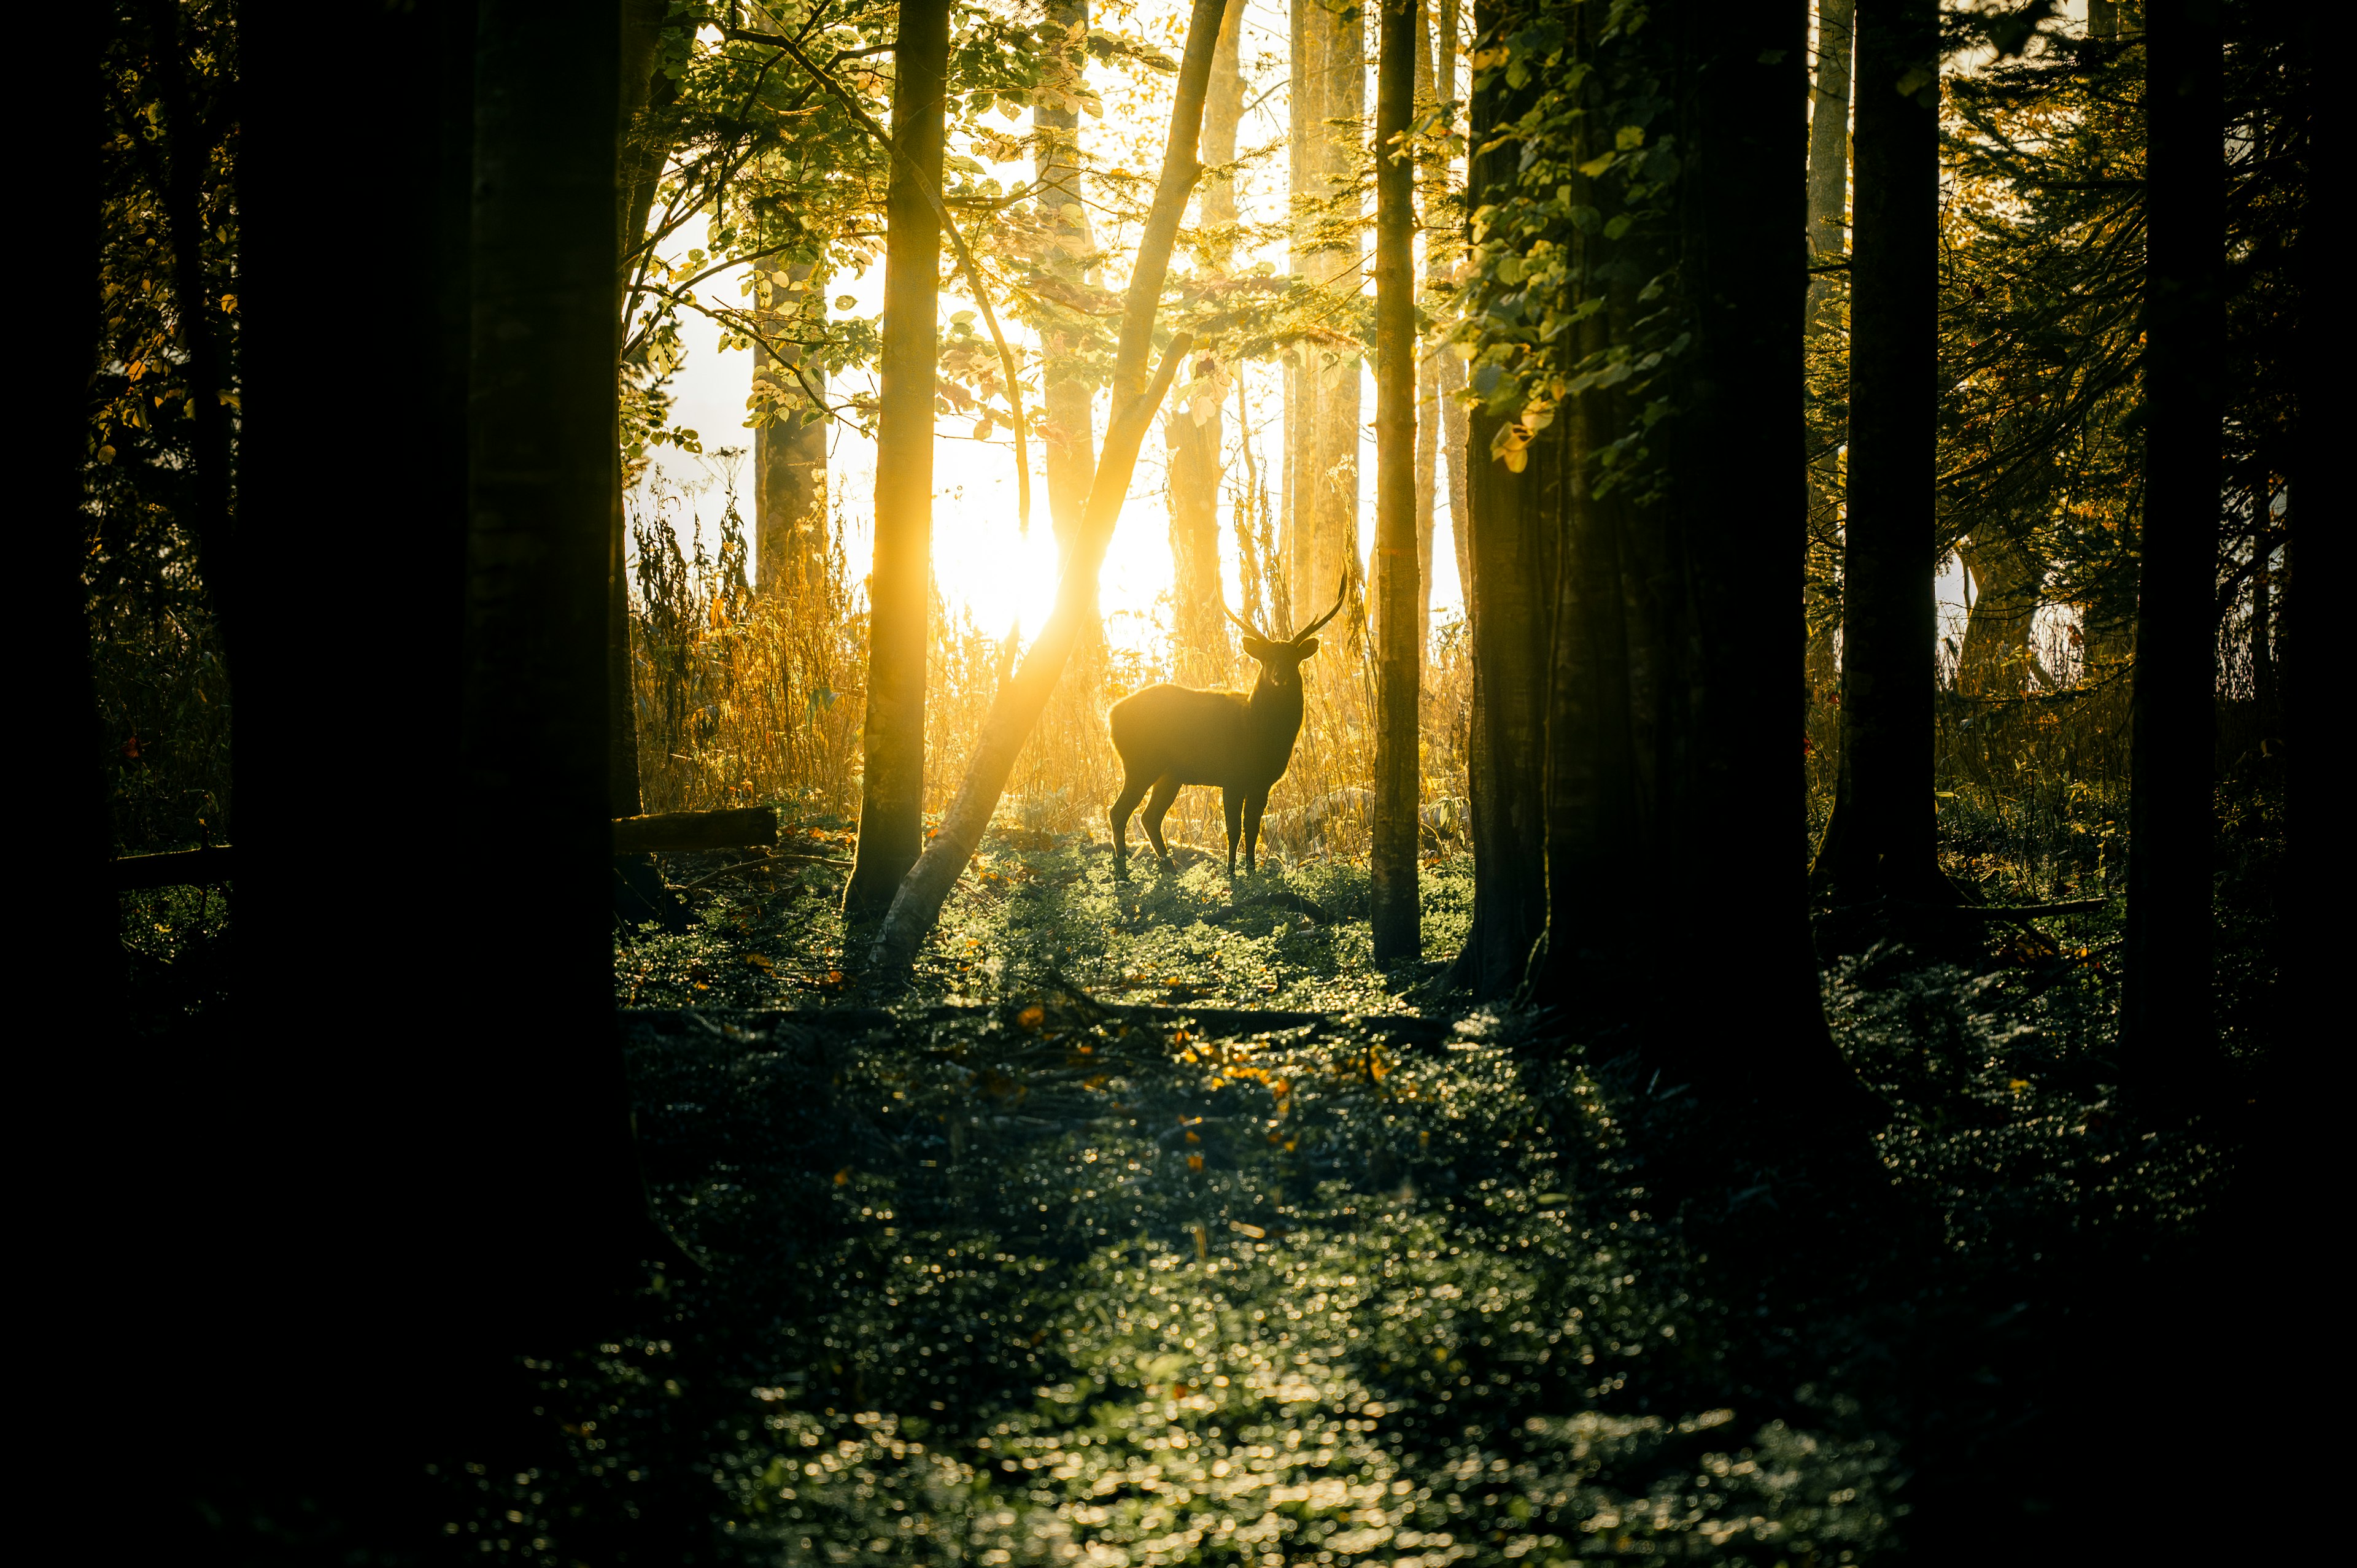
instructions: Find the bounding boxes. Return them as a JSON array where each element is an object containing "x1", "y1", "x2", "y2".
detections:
[{"x1": 1108, "y1": 579, "x2": 1349, "y2": 878}]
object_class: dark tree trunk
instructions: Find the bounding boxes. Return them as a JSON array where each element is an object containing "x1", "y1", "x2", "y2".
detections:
[
  {"x1": 2121, "y1": 0, "x2": 2223, "y2": 1090},
  {"x1": 1371, "y1": 0, "x2": 1423, "y2": 964},
  {"x1": 138, "y1": 0, "x2": 241, "y2": 662},
  {"x1": 1811, "y1": 0, "x2": 1945, "y2": 905},
  {"x1": 844, "y1": 0, "x2": 951, "y2": 918},
  {"x1": 30, "y1": 6, "x2": 115, "y2": 998},
  {"x1": 1447, "y1": 0, "x2": 1550, "y2": 1000},
  {"x1": 230, "y1": 0, "x2": 656, "y2": 1545}
]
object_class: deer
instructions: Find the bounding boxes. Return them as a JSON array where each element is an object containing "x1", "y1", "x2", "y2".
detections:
[{"x1": 1108, "y1": 579, "x2": 1349, "y2": 879}]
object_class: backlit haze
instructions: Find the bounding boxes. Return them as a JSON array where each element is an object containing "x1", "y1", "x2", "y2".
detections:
[{"x1": 631, "y1": 0, "x2": 1465, "y2": 666}]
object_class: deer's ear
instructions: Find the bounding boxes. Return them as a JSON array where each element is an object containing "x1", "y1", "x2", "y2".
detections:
[
  {"x1": 1240, "y1": 635, "x2": 1275, "y2": 660},
  {"x1": 1293, "y1": 637, "x2": 1320, "y2": 658}
]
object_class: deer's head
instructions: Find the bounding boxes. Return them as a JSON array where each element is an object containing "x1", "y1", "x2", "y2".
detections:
[{"x1": 1226, "y1": 579, "x2": 1348, "y2": 692}]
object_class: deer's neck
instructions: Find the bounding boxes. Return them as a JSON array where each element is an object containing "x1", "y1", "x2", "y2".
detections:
[{"x1": 1248, "y1": 676, "x2": 1304, "y2": 749}]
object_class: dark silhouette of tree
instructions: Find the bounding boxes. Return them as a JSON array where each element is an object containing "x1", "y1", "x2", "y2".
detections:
[
  {"x1": 2121, "y1": 0, "x2": 2223, "y2": 1091},
  {"x1": 844, "y1": 0, "x2": 952, "y2": 919},
  {"x1": 1810, "y1": 0, "x2": 1947, "y2": 907},
  {"x1": 1371, "y1": 0, "x2": 1423, "y2": 964}
]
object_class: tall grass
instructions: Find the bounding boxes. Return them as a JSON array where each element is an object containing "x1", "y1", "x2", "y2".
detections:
[{"x1": 626, "y1": 471, "x2": 1474, "y2": 860}]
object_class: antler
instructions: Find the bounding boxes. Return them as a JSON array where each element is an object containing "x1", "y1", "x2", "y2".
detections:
[
  {"x1": 1294, "y1": 575, "x2": 1349, "y2": 641},
  {"x1": 1221, "y1": 595, "x2": 1271, "y2": 644}
]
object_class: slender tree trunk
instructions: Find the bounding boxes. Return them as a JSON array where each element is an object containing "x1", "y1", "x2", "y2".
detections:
[
  {"x1": 1810, "y1": 0, "x2": 1944, "y2": 904},
  {"x1": 1435, "y1": 0, "x2": 1473, "y2": 621},
  {"x1": 1036, "y1": 0, "x2": 1098, "y2": 559},
  {"x1": 1803, "y1": 0, "x2": 1853, "y2": 701},
  {"x1": 754, "y1": 315, "x2": 829, "y2": 598},
  {"x1": 1447, "y1": 0, "x2": 1549, "y2": 998},
  {"x1": 1371, "y1": 0, "x2": 1422, "y2": 964},
  {"x1": 844, "y1": 0, "x2": 951, "y2": 918},
  {"x1": 2121, "y1": 0, "x2": 2222, "y2": 1091},
  {"x1": 1413, "y1": 13, "x2": 1438, "y2": 633},
  {"x1": 1806, "y1": 0, "x2": 1854, "y2": 326},
  {"x1": 1166, "y1": 0, "x2": 1244, "y2": 682},
  {"x1": 867, "y1": 0, "x2": 1233, "y2": 973},
  {"x1": 139, "y1": 0, "x2": 239, "y2": 663},
  {"x1": 2250, "y1": 494, "x2": 2275, "y2": 725},
  {"x1": 1288, "y1": 0, "x2": 1364, "y2": 617}
]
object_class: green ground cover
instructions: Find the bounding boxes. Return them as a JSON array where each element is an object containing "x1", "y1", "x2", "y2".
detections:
[{"x1": 409, "y1": 794, "x2": 2272, "y2": 1562}]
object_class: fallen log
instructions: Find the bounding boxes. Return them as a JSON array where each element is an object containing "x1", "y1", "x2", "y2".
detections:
[
  {"x1": 112, "y1": 845, "x2": 236, "y2": 890},
  {"x1": 613, "y1": 807, "x2": 778, "y2": 854}
]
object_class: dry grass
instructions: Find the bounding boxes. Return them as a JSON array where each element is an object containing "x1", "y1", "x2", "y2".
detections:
[{"x1": 628, "y1": 480, "x2": 1474, "y2": 860}]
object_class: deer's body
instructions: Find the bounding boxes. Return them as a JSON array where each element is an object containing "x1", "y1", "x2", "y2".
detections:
[{"x1": 1109, "y1": 583, "x2": 1345, "y2": 877}]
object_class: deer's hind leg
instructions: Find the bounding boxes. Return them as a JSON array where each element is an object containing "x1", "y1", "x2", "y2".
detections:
[
  {"x1": 1140, "y1": 774, "x2": 1183, "y2": 868},
  {"x1": 1222, "y1": 789, "x2": 1245, "y2": 875},
  {"x1": 1110, "y1": 770, "x2": 1153, "y2": 879}
]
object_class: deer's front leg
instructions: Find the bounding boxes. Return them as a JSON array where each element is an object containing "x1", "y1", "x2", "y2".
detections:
[
  {"x1": 1222, "y1": 789, "x2": 1244, "y2": 875},
  {"x1": 1110, "y1": 774, "x2": 1151, "y2": 880},
  {"x1": 1242, "y1": 790, "x2": 1268, "y2": 874}
]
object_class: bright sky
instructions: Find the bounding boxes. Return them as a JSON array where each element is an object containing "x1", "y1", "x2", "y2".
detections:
[{"x1": 633, "y1": 0, "x2": 1465, "y2": 661}]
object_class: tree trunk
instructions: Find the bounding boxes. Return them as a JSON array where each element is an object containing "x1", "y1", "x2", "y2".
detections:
[
  {"x1": 1165, "y1": 0, "x2": 1244, "y2": 684},
  {"x1": 1520, "y1": 0, "x2": 1853, "y2": 1113},
  {"x1": 1956, "y1": 531, "x2": 2043, "y2": 697},
  {"x1": 1435, "y1": 0, "x2": 1473, "y2": 623},
  {"x1": 1288, "y1": 0, "x2": 1364, "y2": 620},
  {"x1": 866, "y1": 0, "x2": 1234, "y2": 974},
  {"x1": 1371, "y1": 0, "x2": 1422, "y2": 964},
  {"x1": 754, "y1": 320, "x2": 829, "y2": 598},
  {"x1": 1802, "y1": 0, "x2": 1853, "y2": 700},
  {"x1": 1036, "y1": 0, "x2": 1098, "y2": 560},
  {"x1": 138, "y1": 0, "x2": 239, "y2": 663},
  {"x1": 30, "y1": 3, "x2": 116, "y2": 997},
  {"x1": 1447, "y1": 0, "x2": 1550, "y2": 999},
  {"x1": 843, "y1": 0, "x2": 951, "y2": 918},
  {"x1": 1806, "y1": 0, "x2": 1854, "y2": 326},
  {"x1": 2121, "y1": 0, "x2": 2222, "y2": 1091},
  {"x1": 1809, "y1": 0, "x2": 1945, "y2": 905},
  {"x1": 1413, "y1": 13, "x2": 1439, "y2": 634}
]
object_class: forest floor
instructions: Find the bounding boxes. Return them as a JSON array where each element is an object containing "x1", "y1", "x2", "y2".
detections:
[{"x1": 140, "y1": 786, "x2": 2285, "y2": 1564}]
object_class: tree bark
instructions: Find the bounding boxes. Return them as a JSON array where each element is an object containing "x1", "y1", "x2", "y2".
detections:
[
  {"x1": 2121, "y1": 0, "x2": 2222, "y2": 1091},
  {"x1": 1956, "y1": 531, "x2": 2043, "y2": 696},
  {"x1": 754, "y1": 314, "x2": 829, "y2": 598},
  {"x1": 1288, "y1": 0, "x2": 1364, "y2": 620},
  {"x1": 1413, "y1": 12, "x2": 1439, "y2": 633},
  {"x1": 1436, "y1": 0, "x2": 1472, "y2": 611},
  {"x1": 843, "y1": 0, "x2": 951, "y2": 918},
  {"x1": 137, "y1": 0, "x2": 239, "y2": 663},
  {"x1": 1165, "y1": 0, "x2": 1244, "y2": 684},
  {"x1": 1806, "y1": 0, "x2": 1854, "y2": 326},
  {"x1": 866, "y1": 0, "x2": 1234, "y2": 974},
  {"x1": 1371, "y1": 0, "x2": 1422, "y2": 964},
  {"x1": 1810, "y1": 0, "x2": 1945, "y2": 904},
  {"x1": 1036, "y1": 0, "x2": 1099, "y2": 560},
  {"x1": 1447, "y1": 0, "x2": 1550, "y2": 999}
]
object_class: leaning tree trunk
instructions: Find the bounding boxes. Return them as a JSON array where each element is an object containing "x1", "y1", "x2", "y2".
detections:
[
  {"x1": 2121, "y1": 0, "x2": 2223, "y2": 1095},
  {"x1": 1809, "y1": 0, "x2": 1945, "y2": 905},
  {"x1": 1371, "y1": 0, "x2": 1423, "y2": 964},
  {"x1": 867, "y1": 0, "x2": 1233, "y2": 973},
  {"x1": 1165, "y1": 0, "x2": 1244, "y2": 683},
  {"x1": 843, "y1": 0, "x2": 951, "y2": 919},
  {"x1": 1036, "y1": 0, "x2": 1099, "y2": 560}
]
